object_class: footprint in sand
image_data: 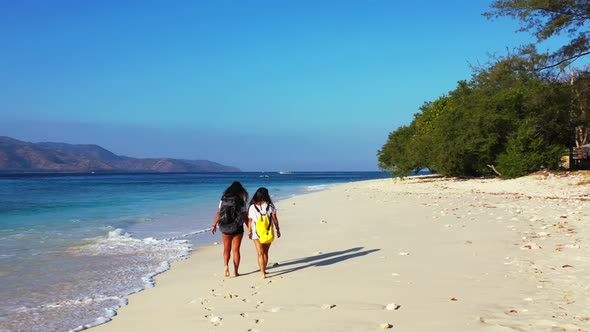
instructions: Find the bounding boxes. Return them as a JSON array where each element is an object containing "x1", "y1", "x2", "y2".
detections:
[
  {"x1": 379, "y1": 322, "x2": 393, "y2": 329},
  {"x1": 211, "y1": 288, "x2": 224, "y2": 297},
  {"x1": 240, "y1": 313, "x2": 249, "y2": 318},
  {"x1": 255, "y1": 301, "x2": 264, "y2": 309},
  {"x1": 384, "y1": 303, "x2": 401, "y2": 310},
  {"x1": 209, "y1": 316, "x2": 222, "y2": 325}
]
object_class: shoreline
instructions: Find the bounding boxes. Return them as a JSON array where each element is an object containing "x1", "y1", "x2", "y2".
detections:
[
  {"x1": 90, "y1": 172, "x2": 590, "y2": 331},
  {"x1": 75, "y1": 182, "x2": 344, "y2": 331},
  {"x1": 0, "y1": 172, "x2": 393, "y2": 332}
]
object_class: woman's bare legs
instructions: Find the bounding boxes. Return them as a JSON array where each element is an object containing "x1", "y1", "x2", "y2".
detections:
[
  {"x1": 221, "y1": 233, "x2": 244, "y2": 277},
  {"x1": 221, "y1": 233, "x2": 232, "y2": 277},
  {"x1": 253, "y1": 240, "x2": 272, "y2": 278},
  {"x1": 262, "y1": 243, "x2": 271, "y2": 268},
  {"x1": 253, "y1": 240, "x2": 265, "y2": 278},
  {"x1": 231, "y1": 233, "x2": 243, "y2": 276}
]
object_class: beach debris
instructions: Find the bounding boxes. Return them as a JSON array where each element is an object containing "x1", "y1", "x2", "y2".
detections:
[
  {"x1": 313, "y1": 251, "x2": 323, "y2": 255},
  {"x1": 464, "y1": 240, "x2": 473, "y2": 244},
  {"x1": 562, "y1": 264, "x2": 574, "y2": 268},
  {"x1": 379, "y1": 322, "x2": 393, "y2": 329},
  {"x1": 210, "y1": 316, "x2": 222, "y2": 325},
  {"x1": 398, "y1": 252, "x2": 410, "y2": 256},
  {"x1": 450, "y1": 297, "x2": 458, "y2": 302},
  {"x1": 508, "y1": 309, "x2": 518, "y2": 314},
  {"x1": 272, "y1": 262, "x2": 280, "y2": 267},
  {"x1": 321, "y1": 304, "x2": 337, "y2": 309},
  {"x1": 320, "y1": 220, "x2": 328, "y2": 224},
  {"x1": 224, "y1": 293, "x2": 238, "y2": 299},
  {"x1": 385, "y1": 303, "x2": 401, "y2": 311},
  {"x1": 564, "y1": 243, "x2": 580, "y2": 249},
  {"x1": 520, "y1": 242, "x2": 541, "y2": 250}
]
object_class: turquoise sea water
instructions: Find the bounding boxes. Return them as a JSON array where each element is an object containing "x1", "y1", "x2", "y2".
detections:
[{"x1": 0, "y1": 171, "x2": 393, "y2": 332}]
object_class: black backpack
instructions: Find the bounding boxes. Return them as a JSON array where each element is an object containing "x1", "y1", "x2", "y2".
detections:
[{"x1": 218, "y1": 194, "x2": 244, "y2": 235}]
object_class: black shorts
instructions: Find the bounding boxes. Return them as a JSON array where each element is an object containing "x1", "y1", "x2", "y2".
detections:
[{"x1": 221, "y1": 224, "x2": 244, "y2": 236}]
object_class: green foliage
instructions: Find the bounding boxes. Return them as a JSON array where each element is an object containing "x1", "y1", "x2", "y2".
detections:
[
  {"x1": 497, "y1": 123, "x2": 565, "y2": 177},
  {"x1": 377, "y1": 125, "x2": 419, "y2": 176},
  {"x1": 378, "y1": 2, "x2": 589, "y2": 178},
  {"x1": 378, "y1": 54, "x2": 574, "y2": 178},
  {"x1": 485, "y1": 0, "x2": 590, "y2": 68},
  {"x1": 570, "y1": 71, "x2": 590, "y2": 146}
]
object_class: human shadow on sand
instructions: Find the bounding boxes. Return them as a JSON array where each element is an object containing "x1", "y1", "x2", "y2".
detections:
[{"x1": 267, "y1": 247, "x2": 380, "y2": 277}]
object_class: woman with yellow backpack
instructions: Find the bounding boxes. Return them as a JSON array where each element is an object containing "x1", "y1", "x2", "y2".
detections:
[{"x1": 247, "y1": 187, "x2": 281, "y2": 279}]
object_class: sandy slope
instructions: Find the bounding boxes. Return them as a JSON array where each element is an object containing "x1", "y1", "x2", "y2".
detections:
[{"x1": 90, "y1": 172, "x2": 590, "y2": 332}]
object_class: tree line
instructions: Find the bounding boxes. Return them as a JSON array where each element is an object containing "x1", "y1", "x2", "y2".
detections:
[{"x1": 378, "y1": 1, "x2": 590, "y2": 178}]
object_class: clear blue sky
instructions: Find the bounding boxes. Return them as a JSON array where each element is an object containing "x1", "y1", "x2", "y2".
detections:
[{"x1": 0, "y1": 1, "x2": 539, "y2": 171}]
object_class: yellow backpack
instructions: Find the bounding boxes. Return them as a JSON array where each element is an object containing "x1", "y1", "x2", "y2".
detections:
[{"x1": 254, "y1": 204, "x2": 274, "y2": 244}]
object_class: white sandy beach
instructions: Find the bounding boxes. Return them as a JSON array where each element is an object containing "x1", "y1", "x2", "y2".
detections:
[{"x1": 90, "y1": 172, "x2": 590, "y2": 332}]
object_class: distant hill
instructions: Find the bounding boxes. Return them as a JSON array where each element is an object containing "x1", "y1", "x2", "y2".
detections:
[{"x1": 0, "y1": 136, "x2": 240, "y2": 173}]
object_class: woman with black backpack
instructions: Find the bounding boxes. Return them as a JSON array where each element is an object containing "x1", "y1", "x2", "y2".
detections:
[{"x1": 211, "y1": 181, "x2": 248, "y2": 277}]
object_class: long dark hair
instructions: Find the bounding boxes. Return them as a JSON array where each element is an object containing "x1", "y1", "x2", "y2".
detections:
[
  {"x1": 223, "y1": 181, "x2": 248, "y2": 204},
  {"x1": 249, "y1": 187, "x2": 275, "y2": 208}
]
